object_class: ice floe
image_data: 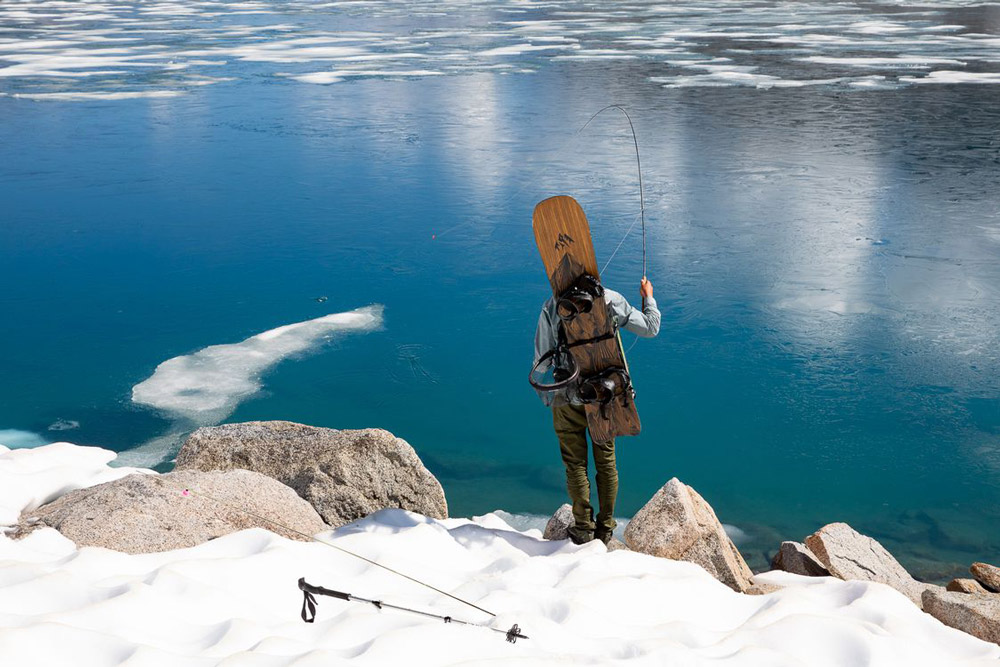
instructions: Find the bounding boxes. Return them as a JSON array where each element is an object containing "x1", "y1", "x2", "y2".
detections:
[
  {"x1": 118, "y1": 306, "x2": 383, "y2": 467},
  {"x1": 0, "y1": 0, "x2": 997, "y2": 100},
  {"x1": 131, "y1": 305, "x2": 383, "y2": 424}
]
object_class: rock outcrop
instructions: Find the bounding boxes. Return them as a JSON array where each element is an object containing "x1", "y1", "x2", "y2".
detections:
[
  {"x1": 923, "y1": 588, "x2": 1000, "y2": 646},
  {"x1": 543, "y1": 504, "x2": 573, "y2": 541},
  {"x1": 13, "y1": 470, "x2": 326, "y2": 553},
  {"x1": 745, "y1": 579, "x2": 786, "y2": 596},
  {"x1": 971, "y1": 562, "x2": 1000, "y2": 593},
  {"x1": 805, "y1": 522, "x2": 934, "y2": 607},
  {"x1": 607, "y1": 538, "x2": 629, "y2": 552},
  {"x1": 623, "y1": 478, "x2": 753, "y2": 592},
  {"x1": 770, "y1": 541, "x2": 830, "y2": 577},
  {"x1": 175, "y1": 421, "x2": 447, "y2": 528},
  {"x1": 948, "y1": 578, "x2": 991, "y2": 595}
]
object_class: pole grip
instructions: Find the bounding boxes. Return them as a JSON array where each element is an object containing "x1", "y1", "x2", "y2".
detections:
[{"x1": 299, "y1": 577, "x2": 351, "y2": 601}]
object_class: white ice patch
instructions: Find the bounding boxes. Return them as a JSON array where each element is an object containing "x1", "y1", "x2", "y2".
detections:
[
  {"x1": 9, "y1": 90, "x2": 185, "y2": 101},
  {"x1": 2, "y1": 0, "x2": 996, "y2": 99},
  {"x1": 900, "y1": 70, "x2": 1000, "y2": 84},
  {"x1": 0, "y1": 445, "x2": 998, "y2": 665},
  {"x1": 799, "y1": 55, "x2": 967, "y2": 69},
  {"x1": 121, "y1": 305, "x2": 383, "y2": 467},
  {"x1": 132, "y1": 305, "x2": 383, "y2": 421},
  {"x1": 0, "y1": 429, "x2": 47, "y2": 450},
  {"x1": 289, "y1": 69, "x2": 442, "y2": 84},
  {"x1": 47, "y1": 419, "x2": 80, "y2": 431}
]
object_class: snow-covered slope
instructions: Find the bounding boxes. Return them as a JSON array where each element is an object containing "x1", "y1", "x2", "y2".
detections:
[{"x1": 1, "y1": 443, "x2": 998, "y2": 666}]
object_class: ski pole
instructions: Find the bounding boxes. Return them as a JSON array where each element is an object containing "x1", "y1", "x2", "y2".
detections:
[{"x1": 298, "y1": 578, "x2": 529, "y2": 644}]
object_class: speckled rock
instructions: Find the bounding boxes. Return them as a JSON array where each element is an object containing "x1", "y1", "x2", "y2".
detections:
[
  {"x1": 175, "y1": 421, "x2": 447, "y2": 528},
  {"x1": 770, "y1": 541, "x2": 830, "y2": 577},
  {"x1": 948, "y1": 578, "x2": 992, "y2": 595},
  {"x1": 623, "y1": 478, "x2": 753, "y2": 592},
  {"x1": 543, "y1": 504, "x2": 573, "y2": 540},
  {"x1": 12, "y1": 470, "x2": 326, "y2": 553},
  {"x1": 607, "y1": 538, "x2": 629, "y2": 552},
  {"x1": 745, "y1": 579, "x2": 785, "y2": 596},
  {"x1": 923, "y1": 588, "x2": 1000, "y2": 645},
  {"x1": 805, "y1": 522, "x2": 934, "y2": 607},
  {"x1": 971, "y1": 562, "x2": 1000, "y2": 593}
]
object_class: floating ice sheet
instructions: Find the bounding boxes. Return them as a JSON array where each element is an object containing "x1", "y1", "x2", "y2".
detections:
[
  {"x1": 119, "y1": 305, "x2": 383, "y2": 467},
  {"x1": 0, "y1": 0, "x2": 997, "y2": 99}
]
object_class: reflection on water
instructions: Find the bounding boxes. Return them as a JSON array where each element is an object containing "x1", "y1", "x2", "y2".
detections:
[{"x1": 1, "y1": 2, "x2": 1000, "y2": 580}]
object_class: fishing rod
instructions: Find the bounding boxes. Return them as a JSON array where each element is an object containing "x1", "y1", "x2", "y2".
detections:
[
  {"x1": 579, "y1": 104, "x2": 649, "y2": 307},
  {"x1": 435, "y1": 104, "x2": 650, "y2": 277},
  {"x1": 299, "y1": 578, "x2": 528, "y2": 643},
  {"x1": 177, "y1": 485, "x2": 528, "y2": 642}
]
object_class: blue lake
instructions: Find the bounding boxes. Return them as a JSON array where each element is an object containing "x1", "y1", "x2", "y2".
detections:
[{"x1": 2, "y1": 0, "x2": 1000, "y2": 578}]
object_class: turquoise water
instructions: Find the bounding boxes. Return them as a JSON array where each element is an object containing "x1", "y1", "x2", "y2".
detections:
[{"x1": 3, "y1": 0, "x2": 1000, "y2": 579}]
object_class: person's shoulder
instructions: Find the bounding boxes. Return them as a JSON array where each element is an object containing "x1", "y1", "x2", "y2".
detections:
[
  {"x1": 603, "y1": 288, "x2": 629, "y2": 307},
  {"x1": 604, "y1": 288, "x2": 625, "y2": 301},
  {"x1": 540, "y1": 295, "x2": 557, "y2": 317}
]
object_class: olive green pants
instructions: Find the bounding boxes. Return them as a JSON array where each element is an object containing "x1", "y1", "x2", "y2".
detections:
[{"x1": 552, "y1": 403, "x2": 617, "y2": 539}]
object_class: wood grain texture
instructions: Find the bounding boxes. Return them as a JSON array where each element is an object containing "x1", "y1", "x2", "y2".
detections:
[{"x1": 533, "y1": 196, "x2": 641, "y2": 440}]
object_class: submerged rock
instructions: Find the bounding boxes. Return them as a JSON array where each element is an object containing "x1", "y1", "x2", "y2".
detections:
[
  {"x1": 805, "y1": 522, "x2": 934, "y2": 607},
  {"x1": 948, "y1": 578, "x2": 991, "y2": 595},
  {"x1": 923, "y1": 588, "x2": 1000, "y2": 646},
  {"x1": 175, "y1": 421, "x2": 447, "y2": 528},
  {"x1": 623, "y1": 478, "x2": 753, "y2": 592},
  {"x1": 543, "y1": 504, "x2": 573, "y2": 541},
  {"x1": 770, "y1": 541, "x2": 830, "y2": 577},
  {"x1": 13, "y1": 470, "x2": 326, "y2": 553},
  {"x1": 971, "y1": 562, "x2": 1000, "y2": 593}
]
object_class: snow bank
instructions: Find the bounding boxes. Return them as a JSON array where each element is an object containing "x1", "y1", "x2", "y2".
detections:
[
  {"x1": 0, "y1": 443, "x2": 151, "y2": 525},
  {"x1": 1, "y1": 444, "x2": 998, "y2": 666}
]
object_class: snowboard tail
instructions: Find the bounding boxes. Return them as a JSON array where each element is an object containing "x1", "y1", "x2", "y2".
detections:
[{"x1": 532, "y1": 195, "x2": 640, "y2": 441}]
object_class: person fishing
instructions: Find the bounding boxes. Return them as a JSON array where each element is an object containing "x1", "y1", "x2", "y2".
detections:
[{"x1": 533, "y1": 277, "x2": 660, "y2": 545}]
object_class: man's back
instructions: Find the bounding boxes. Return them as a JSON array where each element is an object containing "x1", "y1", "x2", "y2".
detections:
[{"x1": 533, "y1": 284, "x2": 661, "y2": 406}]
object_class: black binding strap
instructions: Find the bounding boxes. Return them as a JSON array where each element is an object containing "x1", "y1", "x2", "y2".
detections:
[
  {"x1": 565, "y1": 330, "x2": 616, "y2": 350},
  {"x1": 528, "y1": 344, "x2": 580, "y2": 391}
]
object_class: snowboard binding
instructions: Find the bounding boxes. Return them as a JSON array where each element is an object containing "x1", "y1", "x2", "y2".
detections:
[
  {"x1": 556, "y1": 274, "x2": 604, "y2": 322},
  {"x1": 577, "y1": 367, "x2": 634, "y2": 418}
]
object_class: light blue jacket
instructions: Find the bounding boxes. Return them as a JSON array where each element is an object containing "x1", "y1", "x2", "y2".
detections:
[{"x1": 533, "y1": 289, "x2": 660, "y2": 406}]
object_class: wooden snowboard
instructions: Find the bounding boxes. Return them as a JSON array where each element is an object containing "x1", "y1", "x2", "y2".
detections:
[{"x1": 533, "y1": 195, "x2": 641, "y2": 441}]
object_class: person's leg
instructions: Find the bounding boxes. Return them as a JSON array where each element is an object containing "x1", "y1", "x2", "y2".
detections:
[
  {"x1": 553, "y1": 403, "x2": 595, "y2": 542},
  {"x1": 591, "y1": 435, "x2": 618, "y2": 544}
]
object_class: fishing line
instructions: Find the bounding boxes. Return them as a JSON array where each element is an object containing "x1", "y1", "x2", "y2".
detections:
[
  {"x1": 176, "y1": 484, "x2": 497, "y2": 619},
  {"x1": 435, "y1": 104, "x2": 649, "y2": 264},
  {"x1": 579, "y1": 104, "x2": 647, "y2": 281}
]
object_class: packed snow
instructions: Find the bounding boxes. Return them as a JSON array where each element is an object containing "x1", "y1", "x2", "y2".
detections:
[{"x1": 2, "y1": 443, "x2": 999, "y2": 666}]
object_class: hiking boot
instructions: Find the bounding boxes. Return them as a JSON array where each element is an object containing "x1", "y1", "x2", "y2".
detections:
[{"x1": 567, "y1": 526, "x2": 594, "y2": 545}]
